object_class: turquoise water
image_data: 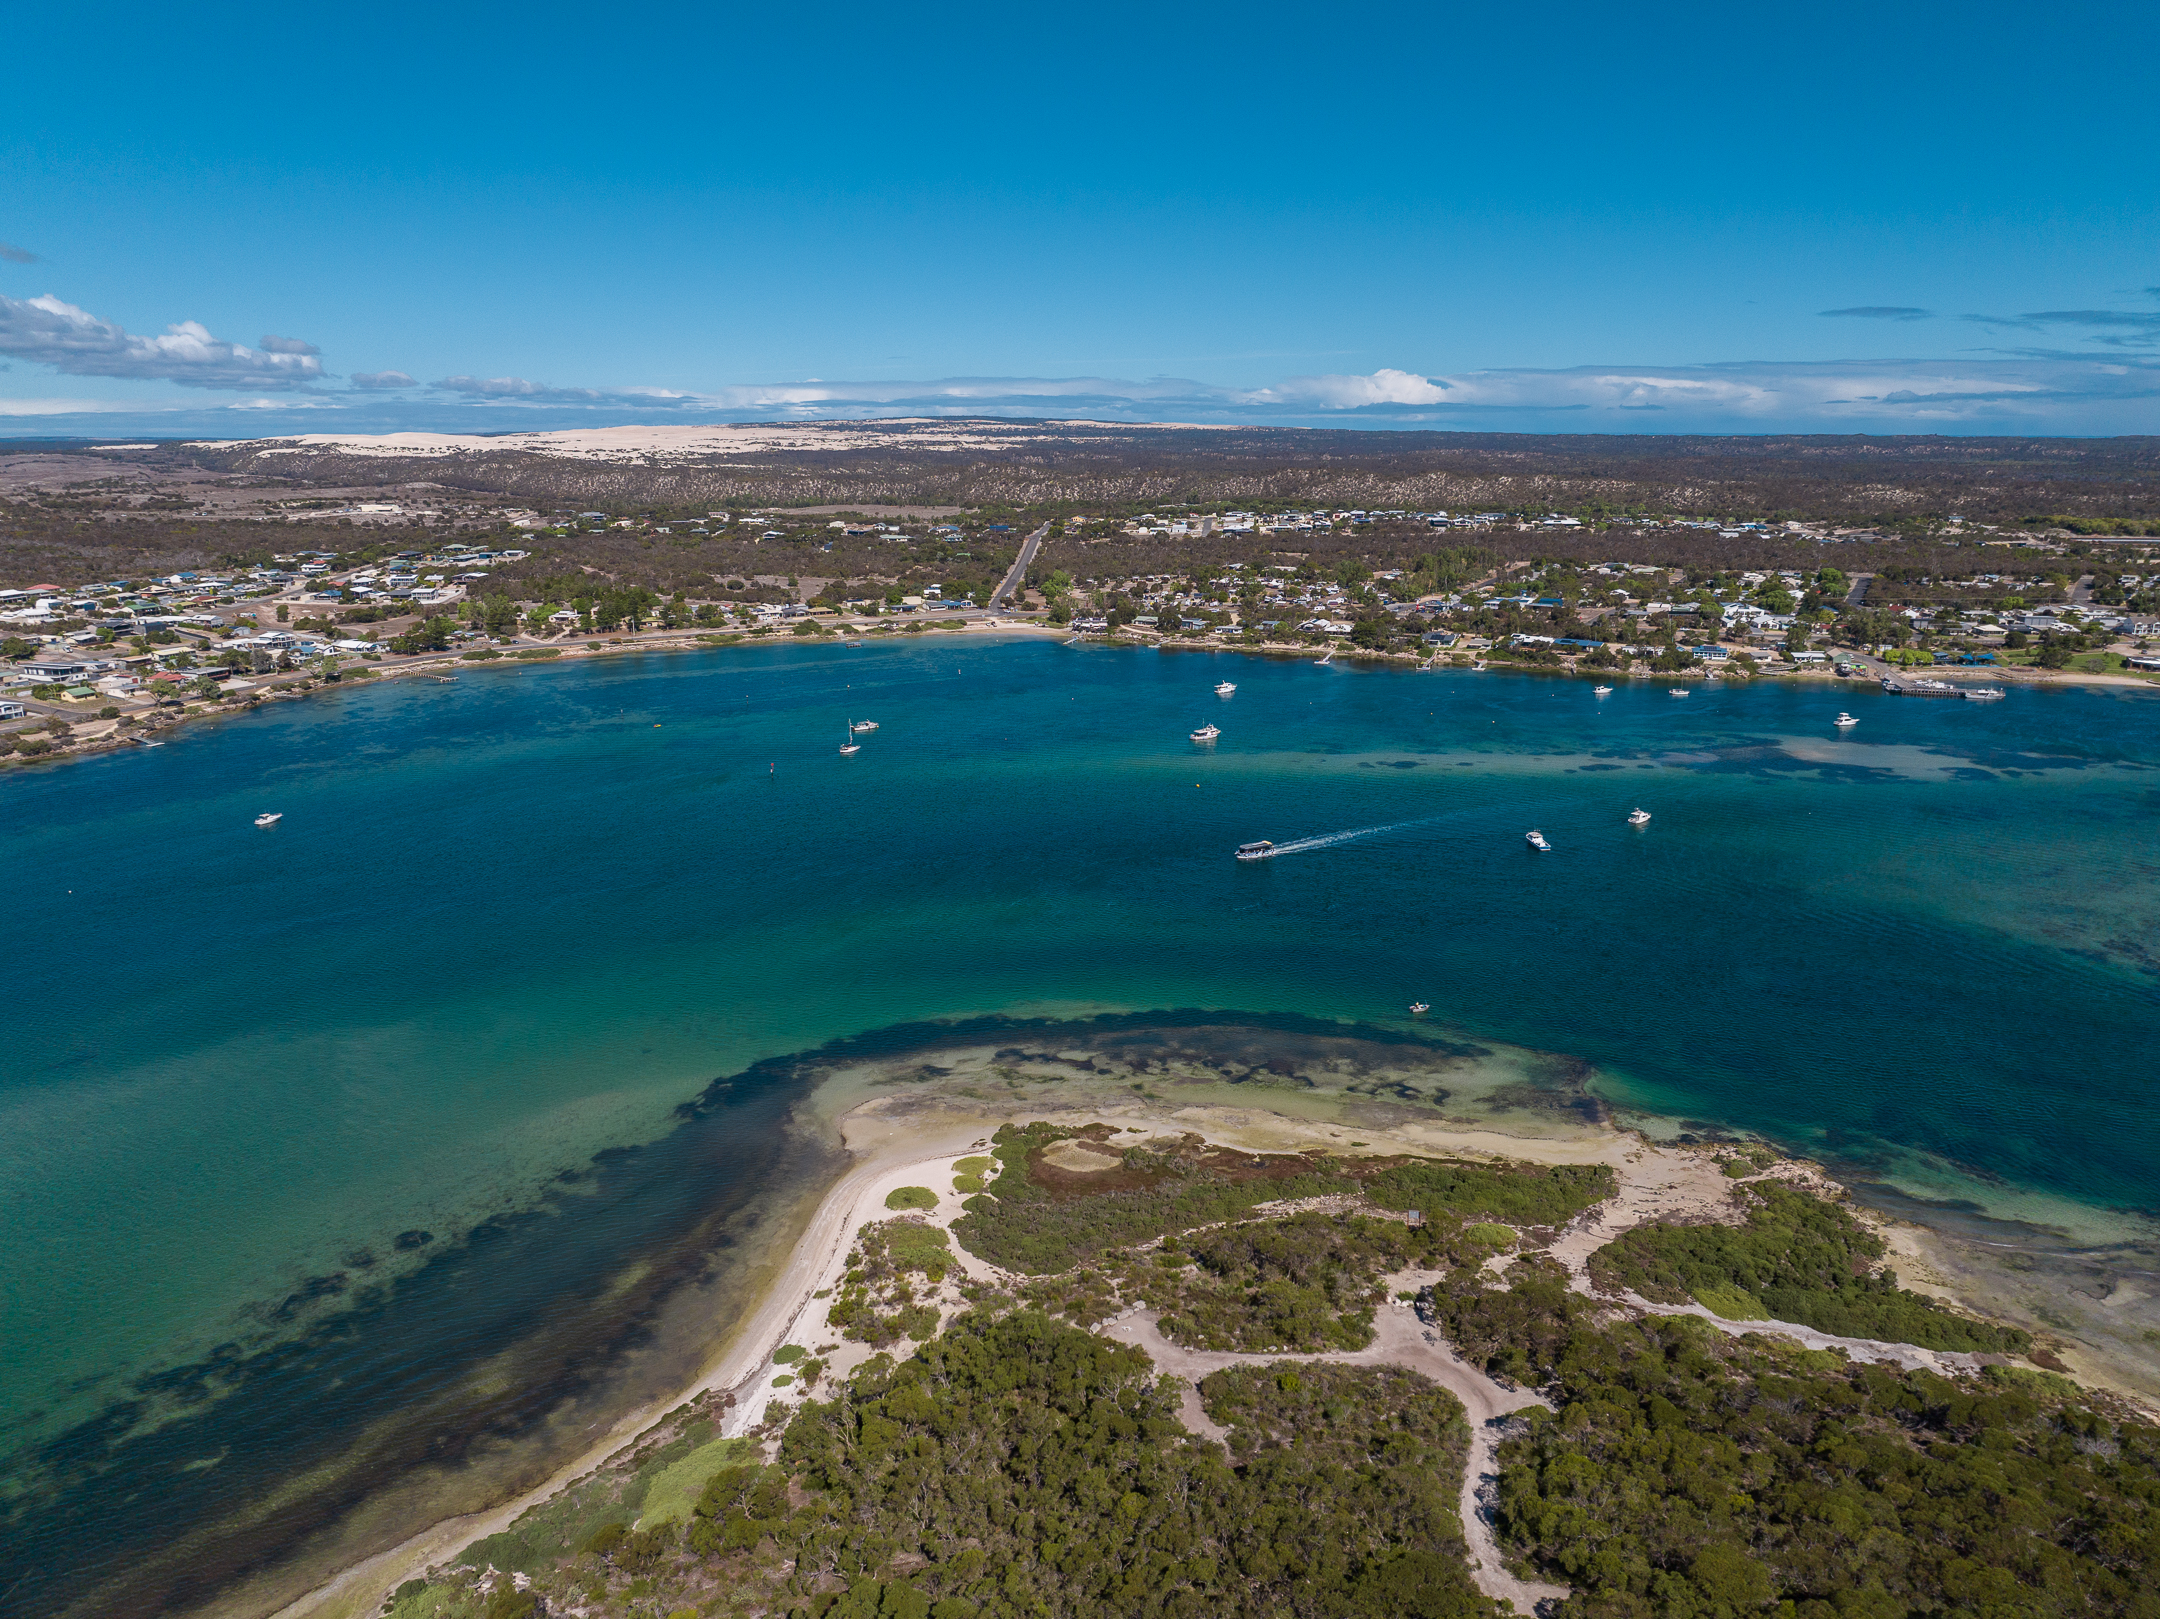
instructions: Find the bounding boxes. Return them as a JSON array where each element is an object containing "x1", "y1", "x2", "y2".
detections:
[{"x1": 4, "y1": 638, "x2": 2158, "y2": 1614}]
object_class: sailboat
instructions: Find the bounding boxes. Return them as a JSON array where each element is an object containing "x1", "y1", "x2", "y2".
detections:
[{"x1": 840, "y1": 722, "x2": 861, "y2": 755}]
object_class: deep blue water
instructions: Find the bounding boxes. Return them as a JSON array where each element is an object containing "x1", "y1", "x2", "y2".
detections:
[{"x1": 4, "y1": 637, "x2": 2157, "y2": 1613}]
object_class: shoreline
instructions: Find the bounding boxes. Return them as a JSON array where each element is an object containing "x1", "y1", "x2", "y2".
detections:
[
  {"x1": 9, "y1": 619, "x2": 2156, "y2": 775},
  {"x1": 261, "y1": 1039, "x2": 2160, "y2": 1619}
]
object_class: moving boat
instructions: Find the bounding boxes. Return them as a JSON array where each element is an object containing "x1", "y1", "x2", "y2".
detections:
[
  {"x1": 254, "y1": 812, "x2": 282, "y2": 827},
  {"x1": 1835, "y1": 712, "x2": 1858, "y2": 727},
  {"x1": 1235, "y1": 840, "x2": 1276, "y2": 861},
  {"x1": 851, "y1": 719, "x2": 879, "y2": 732},
  {"x1": 1627, "y1": 808, "x2": 1651, "y2": 826},
  {"x1": 1526, "y1": 829, "x2": 1551, "y2": 851},
  {"x1": 840, "y1": 722, "x2": 861, "y2": 755},
  {"x1": 1408, "y1": 1001, "x2": 1430, "y2": 1015},
  {"x1": 1214, "y1": 681, "x2": 1237, "y2": 696},
  {"x1": 1593, "y1": 685, "x2": 1613, "y2": 695},
  {"x1": 1190, "y1": 723, "x2": 1221, "y2": 742}
]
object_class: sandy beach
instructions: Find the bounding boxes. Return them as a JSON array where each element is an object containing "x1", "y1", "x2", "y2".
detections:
[{"x1": 259, "y1": 1025, "x2": 2154, "y2": 1619}]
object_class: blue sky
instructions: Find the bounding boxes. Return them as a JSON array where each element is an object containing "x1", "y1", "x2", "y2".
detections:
[{"x1": 3, "y1": 0, "x2": 2156, "y2": 438}]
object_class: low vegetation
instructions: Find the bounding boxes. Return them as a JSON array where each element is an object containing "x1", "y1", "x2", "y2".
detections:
[
  {"x1": 949, "y1": 1123, "x2": 1359, "y2": 1274},
  {"x1": 1587, "y1": 1182, "x2": 2029, "y2": 1353},
  {"x1": 1361, "y1": 1158, "x2": 1615, "y2": 1234},
  {"x1": 827, "y1": 1220, "x2": 951, "y2": 1348}
]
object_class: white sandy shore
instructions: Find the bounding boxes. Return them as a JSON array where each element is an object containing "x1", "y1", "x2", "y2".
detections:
[{"x1": 269, "y1": 1082, "x2": 2111, "y2": 1619}]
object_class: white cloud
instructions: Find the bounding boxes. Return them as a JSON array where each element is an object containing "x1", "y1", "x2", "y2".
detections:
[
  {"x1": 0, "y1": 294, "x2": 325, "y2": 390},
  {"x1": 1241, "y1": 368, "x2": 1451, "y2": 408},
  {"x1": 352, "y1": 370, "x2": 417, "y2": 390}
]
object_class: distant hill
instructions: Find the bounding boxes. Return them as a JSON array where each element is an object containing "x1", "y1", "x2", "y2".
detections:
[{"x1": 97, "y1": 421, "x2": 2160, "y2": 522}]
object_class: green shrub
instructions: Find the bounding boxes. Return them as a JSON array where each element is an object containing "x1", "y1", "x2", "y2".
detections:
[
  {"x1": 1362, "y1": 1158, "x2": 1614, "y2": 1229},
  {"x1": 1494, "y1": 1308, "x2": 2149, "y2": 1615},
  {"x1": 885, "y1": 1186, "x2": 938, "y2": 1211},
  {"x1": 951, "y1": 1122, "x2": 1358, "y2": 1273},
  {"x1": 1590, "y1": 1181, "x2": 2028, "y2": 1351},
  {"x1": 772, "y1": 1343, "x2": 806, "y2": 1364},
  {"x1": 952, "y1": 1174, "x2": 985, "y2": 1194}
]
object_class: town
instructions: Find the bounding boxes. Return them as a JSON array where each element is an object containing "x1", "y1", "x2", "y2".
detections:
[{"x1": 4, "y1": 492, "x2": 2159, "y2": 763}]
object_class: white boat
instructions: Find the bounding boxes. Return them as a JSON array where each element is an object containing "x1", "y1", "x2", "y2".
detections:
[
  {"x1": 1526, "y1": 829, "x2": 1551, "y2": 851},
  {"x1": 840, "y1": 722, "x2": 861, "y2": 755},
  {"x1": 1593, "y1": 685, "x2": 1613, "y2": 695},
  {"x1": 1669, "y1": 688, "x2": 1690, "y2": 697},
  {"x1": 851, "y1": 719, "x2": 879, "y2": 732},
  {"x1": 1190, "y1": 723, "x2": 1220, "y2": 742},
  {"x1": 1214, "y1": 681, "x2": 1237, "y2": 696},
  {"x1": 1627, "y1": 808, "x2": 1651, "y2": 826},
  {"x1": 254, "y1": 812, "x2": 282, "y2": 827},
  {"x1": 1408, "y1": 1001, "x2": 1430, "y2": 1015},
  {"x1": 1835, "y1": 712, "x2": 1858, "y2": 727},
  {"x1": 1235, "y1": 840, "x2": 1276, "y2": 861}
]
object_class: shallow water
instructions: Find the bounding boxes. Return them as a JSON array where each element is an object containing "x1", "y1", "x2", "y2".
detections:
[{"x1": 4, "y1": 639, "x2": 2157, "y2": 1614}]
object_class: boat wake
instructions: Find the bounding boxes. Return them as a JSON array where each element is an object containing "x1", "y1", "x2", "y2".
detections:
[{"x1": 1262, "y1": 817, "x2": 1431, "y2": 858}]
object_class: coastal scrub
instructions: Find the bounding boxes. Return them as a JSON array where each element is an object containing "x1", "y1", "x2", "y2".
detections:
[{"x1": 1588, "y1": 1181, "x2": 2029, "y2": 1352}]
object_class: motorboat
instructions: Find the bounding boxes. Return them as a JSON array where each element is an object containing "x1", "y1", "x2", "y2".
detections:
[
  {"x1": 254, "y1": 812, "x2": 282, "y2": 827},
  {"x1": 1214, "y1": 681, "x2": 1237, "y2": 696},
  {"x1": 1669, "y1": 688, "x2": 1690, "y2": 697},
  {"x1": 1526, "y1": 829, "x2": 1551, "y2": 851},
  {"x1": 1190, "y1": 723, "x2": 1220, "y2": 742},
  {"x1": 851, "y1": 719, "x2": 879, "y2": 732},
  {"x1": 1834, "y1": 712, "x2": 1858, "y2": 727},
  {"x1": 1627, "y1": 809, "x2": 1651, "y2": 826},
  {"x1": 1408, "y1": 1001, "x2": 1430, "y2": 1015},
  {"x1": 1593, "y1": 685, "x2": 1613, "y2": 695},
  {"x1": 1235, "y1": 840, "x2": 1276, "y2": 861}
]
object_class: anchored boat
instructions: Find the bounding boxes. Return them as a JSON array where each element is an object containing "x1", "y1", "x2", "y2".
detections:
[{"x1": 1526, "y1": 829, "x2": 1552, "y2": 851}]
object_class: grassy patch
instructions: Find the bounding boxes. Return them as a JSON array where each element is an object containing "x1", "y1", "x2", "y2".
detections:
[
  {"x1": 884, "y1": 1185, "x2": 938, "y2": 1211},
  {"x1": 634, "y1": 1436, "x2": 749, "y2": 1530},
  {"x1": 1692, "y1": 1282, "x2": 1770, "y2": 1320},
  {"x1": 458, "y1": 1416, "x2": 723, "y2": 1574},
  {"x1": 1464, "y1": 1222, "x2": 1517, "y2": 1249},
  {"x1": 512, "y1": 647, "x2": 562, "y2": 660}
]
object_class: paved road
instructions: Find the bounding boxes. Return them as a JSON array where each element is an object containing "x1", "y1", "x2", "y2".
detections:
[{"x1": 990, "y1": 521, "x2": 1053, "y2": 610}]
